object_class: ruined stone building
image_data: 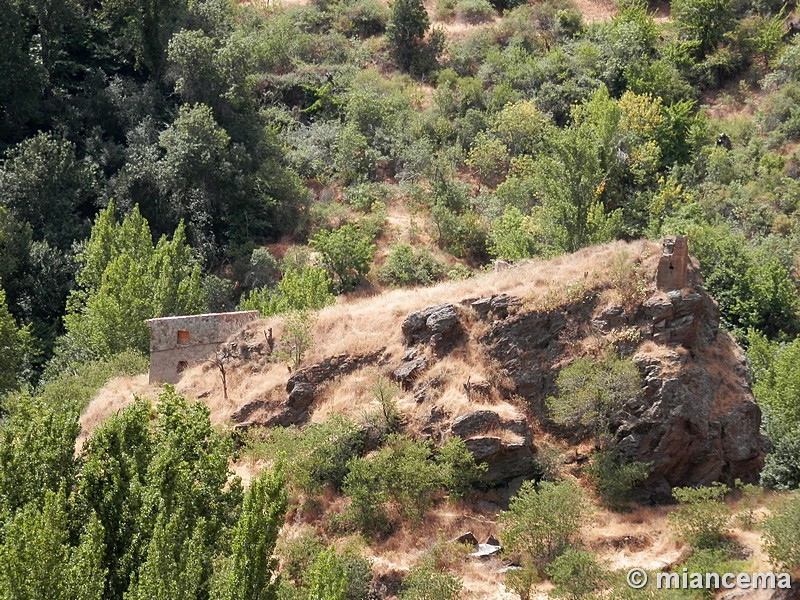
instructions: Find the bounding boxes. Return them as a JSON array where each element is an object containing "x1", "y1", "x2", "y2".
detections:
[
  {"x1": 656, "y1": 235, "x2": 689, "y2": 291},
  {"x1": 145, "y1": 311, "x2": 259, "y2": 384}
]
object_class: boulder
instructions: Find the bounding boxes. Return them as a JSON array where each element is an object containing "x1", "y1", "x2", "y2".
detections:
[
  {"x1": 392, "y1": 356, "x2": 428, "y2": 390},
  {"x1": 453, "y1": 532, "x2": 478, "y2": 546},
  {"x1": 616, "y1": 336, "x2": 766, "y2": 500},
  {"x1": 451, "y1": 411, "x2": 502, "y2": 437},
  {"x1": 464, "y1": 436, "x2": 537, "y2": 486},
  {"x1": 401, "y1": 304, "x2": 461, "y2": 356}
]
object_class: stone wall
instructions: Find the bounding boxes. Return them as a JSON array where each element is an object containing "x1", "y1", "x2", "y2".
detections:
[
  {"x1": 146, "y1": 311, "x2": 259, "y2": 383},
  {"x1": 656, "y1": 235, "x2": 689, "y2": 291}
]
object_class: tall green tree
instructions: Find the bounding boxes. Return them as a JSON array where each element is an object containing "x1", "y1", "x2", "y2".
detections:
[
  {"x1": 64, "y1": 202, "x2": 204, "y2": 357},
  {"x1": 0, "y1": 289, "x2": 31, "y2": 394},
  {"x1": 76, "y1": 400, "x2": 153, "y2": 599},
  {"x1": 0, "y1": 394, "x2": 79, "y2": 520},
  {"x1": 0, "y1": 488, "x2": 106, "y2": 600},
  {"x1": 211, "y1": 466, "x2": 287, "y2": 600},
  {"x1": 671, "y1": 0, "x2": 734, "y2": 57},
  {"x1": 535, "y1": 125, "x2": 621, "y2": 253},
  {"x1": 0, "y1": 133, "x2": 99, "y2": 251},
  {"x1": 386, "y1": 0, "x2": 430, "y2": 71}
]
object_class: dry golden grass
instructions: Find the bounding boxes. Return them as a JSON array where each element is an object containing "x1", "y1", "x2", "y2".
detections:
[
  {"x1": 76, "y1": 374, "x2": 157, "y2": 451},
  {"x1": 586, "y1": 505, "x2": 686, "y2": 571},
  {"x1": 84, "y1": 240, "x2": 663, "y2": 448}
]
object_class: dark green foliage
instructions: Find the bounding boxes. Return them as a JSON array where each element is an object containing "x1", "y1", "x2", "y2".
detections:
[
  {"x1": 546, "y1": 349, "x2": 642, "y2": 441},
  {"x1": 546, "y1": 549, "x2": 606, "y2": 600},
  {"x1": 386, "y1": 0, "x2": 430, "y2": 72},
  {"x1": 0, "y1": 133, "x2": 98, "y2": 251},
  {"x1": 585, "y1": 448, "x2": 650, "y2": 509},
  {"x1": 762, "y1": 492, "x2": 800, "y2": 571},
  {"x1": 499, "y1": 480, "x2": 584, "y2": 569},
  {"x1": 378, "y1": 243, "x2": 445, "y2": 286}
]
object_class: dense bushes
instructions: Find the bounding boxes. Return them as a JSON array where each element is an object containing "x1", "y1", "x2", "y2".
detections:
[
  {"x1": 378, "y1": 243, "x2": 445, "y2": 286},
  {"x1": 342, "y1": 434, "x2": 485, "y2": 534}
]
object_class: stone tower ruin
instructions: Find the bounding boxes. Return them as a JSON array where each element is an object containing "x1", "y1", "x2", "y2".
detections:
[
  {"x1": 656, "y1": 235, "x2": 689, "y2": 292},
  {"x1": 145, "y1": 310, "x2": 259, "y2": 384}
]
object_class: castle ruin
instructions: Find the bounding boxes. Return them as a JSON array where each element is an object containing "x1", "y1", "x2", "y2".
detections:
[
  {"x1": 656, "y1": 235, "x2": 689, "y2": 291},
  {"x1": 145, "y1": 311, "x2": 259, "y2": 384}
]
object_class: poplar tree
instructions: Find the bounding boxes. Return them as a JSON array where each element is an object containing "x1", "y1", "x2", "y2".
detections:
[{"x1": 64, "y1": 202, "x2": 204, "y2": 357}]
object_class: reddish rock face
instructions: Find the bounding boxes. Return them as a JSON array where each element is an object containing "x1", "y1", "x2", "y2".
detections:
[{"x1": 479, "y1": 270, "x2": 765, "y2": 496}]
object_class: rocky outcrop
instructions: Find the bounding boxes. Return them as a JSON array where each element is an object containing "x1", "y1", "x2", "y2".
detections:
[
  {"x1": 392, "y1": 352, "x2": 428, "y2": 390},
  {"x1": 616, "y1": 339, "x2": 766, "y2": 499},
  {"x1": 469, "y1": 294, "x2": 518, "y2": 320},
  {"x1": 450, "y1": 410, "x2": 536, "y2": 486},
  {"x1": 401, "y1": 304, "x2": 462, "y2": 356},
  {"x1": 231, "y1": 349, "x2": 385, "y2": 429},
  {"x1": 477, "y1": 282, "x2": 765, "y2": 495}
]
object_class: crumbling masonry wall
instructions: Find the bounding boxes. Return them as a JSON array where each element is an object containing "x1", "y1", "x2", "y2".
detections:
[
  {"x1": 656, "y1": 235, "x2": 689, "y2": 291},
  {"x1": 146, "y1": 311, "x2": 259, "y2": 384}
]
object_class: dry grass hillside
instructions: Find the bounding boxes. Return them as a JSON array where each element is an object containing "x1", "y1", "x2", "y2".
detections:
[
  {"x1": 80, "y1": 238, "x2": 791, "y2": 599},
  {"x1": 82, "y1": 239, "x2": 659, "y2": 438}
]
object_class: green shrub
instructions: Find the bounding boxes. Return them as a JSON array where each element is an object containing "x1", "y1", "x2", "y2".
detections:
[
  {"x1": 342, "y1": 434, "x2": 462, "y2": 533},
  {"x1": 546, "y1": 349, "x2": 642, "y2": 442},
  {"x1": 585, "y1": 449, "x2": 650, "y2": 509},
  {"x1": 761, "y1": 431, "x2": 800, "y2": 490},
  {"x1": 399, "y1": 559, "x2": 461, "y2": 600},
  {"x1": 435, "y1": 436, "x2": 487, "y2": 498},
  {"x1": 734, "y1": 480, "x2": 764, "y2": 528},
  {"x1": 546, "y1": 549, "x2": 606, "y2": 600},
  {"x1": 245, "y1": 415, "x2": 363, "y2": 496},
  {"x1": 488, "y1": 206, "x2": 539, "y2": 261},
  {"x1": 668, "y1": 483, "x2": 731, "y2": 549},
  {"x1": 504, "y1": 558, "x2": 540, "y2": 600},
  {"x1": 378, "y1": 244, "x2": 445, "y2": 286},
  {"x1": 499, "y1": 480, "x2": 584, "y2": 568},
  {"x1": 465, "y1": 133, "x2": 509, "y2": 185},
  {"x1": 455, "y1": 0, "x2": 496, "y2": 25},
  {"x1": 434, "y1": 0, "x2": 457, "y2": 19},
  {"x1": 239, "y1": 267, "x2": 335, "y2": 317},
  {"x1": 310, "y1": 224, "x2": 376, "y2": 292},
  {"x1": 278, "y1": 528, "x2": 326, "y2": 586},
  {"x1": 333, "y1": 0, "x2": 389, "y2": 37},
  {"x1": 363, "y1": 377, "x2": 400, "y2": 439},
  {"x1": 762, "y1": 492, "x2": 800, "y2": 571}
]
